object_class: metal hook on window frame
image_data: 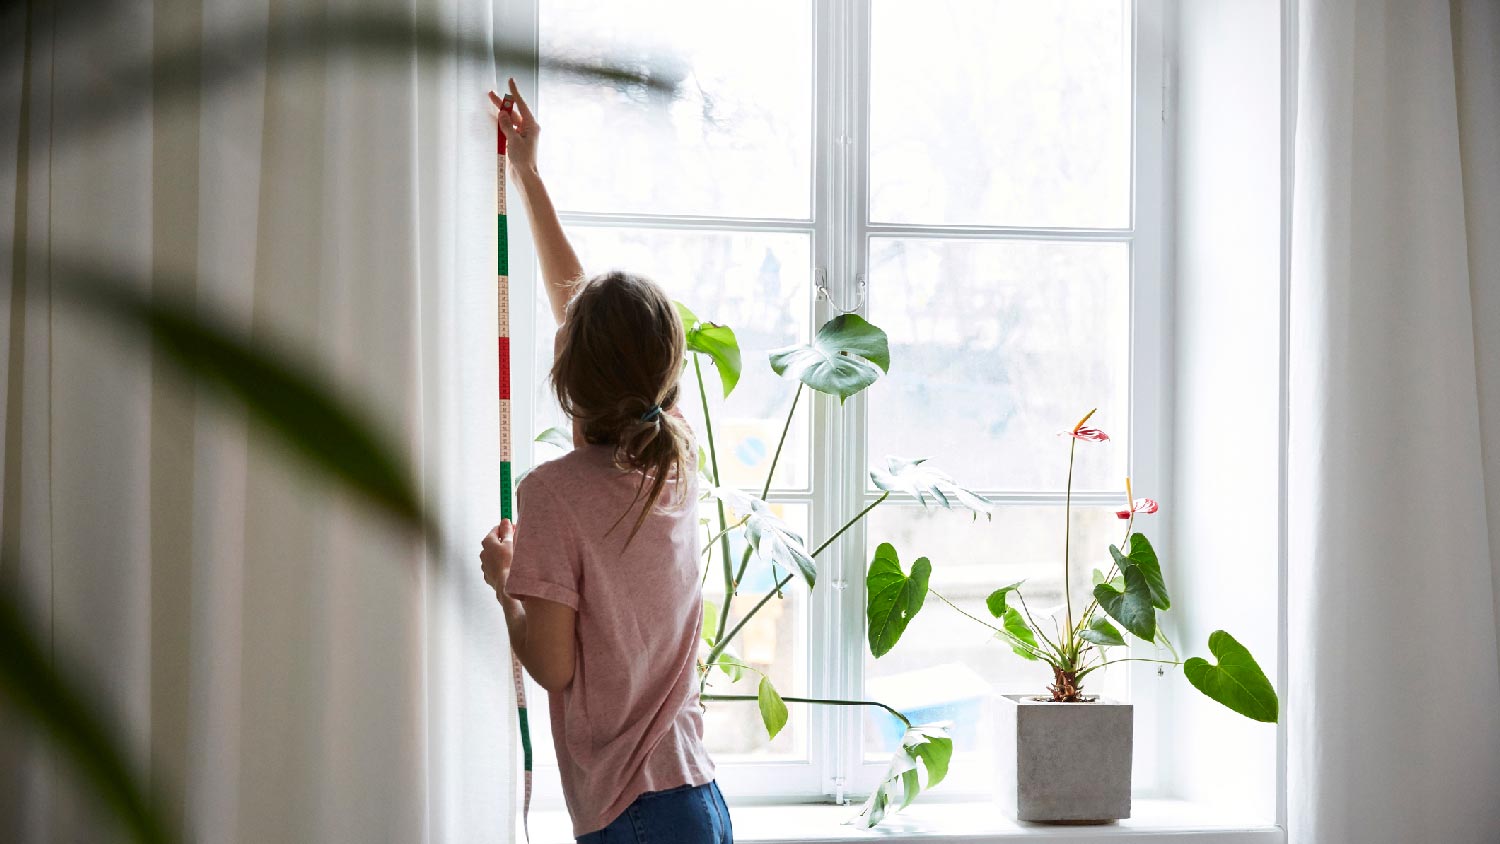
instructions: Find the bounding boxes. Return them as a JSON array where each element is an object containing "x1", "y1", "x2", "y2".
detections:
[{"x1": 814, "y1": 269, "x2": 866, "y2": 315}]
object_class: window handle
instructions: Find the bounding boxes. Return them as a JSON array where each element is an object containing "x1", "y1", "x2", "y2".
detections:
[{"x1": 815, "y1": 269, "x2": 866, "y2": 315}]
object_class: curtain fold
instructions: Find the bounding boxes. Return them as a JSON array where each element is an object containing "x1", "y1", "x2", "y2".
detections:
[
  {"x1": 1, "y1": 0, "x2": 515, "y2": 840},
  {"x1": 1288, "y1": 1, "x2": 1500, "y2": 842}
]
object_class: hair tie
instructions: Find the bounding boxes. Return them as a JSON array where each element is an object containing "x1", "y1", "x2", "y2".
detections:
[{"x1": 640, "y1": 404, "x2": 663, "y2": 423}]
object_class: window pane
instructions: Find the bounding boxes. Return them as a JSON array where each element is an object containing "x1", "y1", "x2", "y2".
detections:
[
  {"x1": 539, "y1": 0, "x2": 812, "y2": 218},
  {"x1": 869, "y1": 0, "x2": 1131, "y2": 228},
  {"x1": 702, "y1": 502, "x2": 810, "y2": 760},
  {"x1": 866, "y1": 238, "x2": 1129, "y2": 492},
  {"x1": 861, "y1": 504, "x2": 1130, "y2": 781},
  {"x1": 533, "y1": 227, "x2": 813, "y2": 490}
]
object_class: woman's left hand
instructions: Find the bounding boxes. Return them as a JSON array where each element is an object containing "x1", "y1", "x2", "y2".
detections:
[{"x1": 480, "y1": 520, "x2": 516, "y2": 600}]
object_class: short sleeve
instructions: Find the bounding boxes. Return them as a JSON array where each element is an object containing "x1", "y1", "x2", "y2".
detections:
[{"x1": 506, "y1": 474, "x2": 583, "y2": 610}]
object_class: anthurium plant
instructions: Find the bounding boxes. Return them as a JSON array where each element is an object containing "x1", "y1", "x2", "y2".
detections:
[
  {"x1": 676, "y1": 303, "x2": 990, "y2": 827},
  {"x1": 868, "y1": 409, "x2": 1280, "y2": 725}
]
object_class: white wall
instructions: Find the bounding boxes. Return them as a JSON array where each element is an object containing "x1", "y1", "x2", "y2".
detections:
[{"x1": 1165, "y1": 0, "x2": 1283, "y2": 822}]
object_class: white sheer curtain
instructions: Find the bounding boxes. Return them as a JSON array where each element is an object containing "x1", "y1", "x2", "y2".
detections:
[
  {"x1": 1, "y1": 0, "x2": 515, "y2": 841},
  {"x1": 1288, "y1": 1, "x2": 1500, "y2": 842}
]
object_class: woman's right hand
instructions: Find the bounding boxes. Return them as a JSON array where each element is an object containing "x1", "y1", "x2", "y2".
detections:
[
  {"x1": 489, "y1": 78, "x2": 539, "y2": 175},
  {"x1": 479, "y1": 520, "x2": 516, "y2": 601}
]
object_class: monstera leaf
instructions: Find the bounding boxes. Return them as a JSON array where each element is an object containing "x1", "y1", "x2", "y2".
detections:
[
  {"x1": 769, "y1": 313, "x2": 890, "y2": 402},
  {"x1": 1109, "y1": 531, "x2": 1169, "y2": 610},
  {"x1": 1184, "y1": 631, "x2": 1279, "y2": 723},
  {"x1": 713, "y1": 488, "x2": 817, "y2": 588},
  {"x1": 677, "y1": 302, "x2": 742, "y2": 397},
  {"x1": 866, "y1": 543, "x2": 931, "y2": 658},
  {"x1": 851, "y1": 725, "x2": 953, "y2": 827},
  {"x1": 869, "y1": 456, "x2": 994, "y2": 519},
  {"x1": 1092, "y1": 565, "x2": 1157, "y2": 641}
]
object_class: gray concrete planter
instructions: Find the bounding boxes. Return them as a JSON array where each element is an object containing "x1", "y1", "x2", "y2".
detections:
[{"x1": 995, "y1": 694, "x2": 1132, "y2": 823}]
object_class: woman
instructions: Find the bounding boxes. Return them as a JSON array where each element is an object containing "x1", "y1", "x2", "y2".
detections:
[{"x1": 478, "y1": 79, "x2": 733, "y2": 844}]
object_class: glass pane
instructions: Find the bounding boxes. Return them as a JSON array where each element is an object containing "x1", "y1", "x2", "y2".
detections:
[
  {"x1": 539, "y1": 0, "x2": 812, "y2": 218},
  {"x1": 861, "y1": 504, "x2": 1130, "y2": 783},
  {"x1": 532, "y1": 227, "x2": 813, "y2": 490},
  {"x1": 866, "y1": 238, "x2": 1129, "y2": 492},
  {"x1": 702, "y1": 502, "x2": 810, "y2": 760},
  {"x1": 869, "y1": 0, "x2": 1131, "y2": 228}
]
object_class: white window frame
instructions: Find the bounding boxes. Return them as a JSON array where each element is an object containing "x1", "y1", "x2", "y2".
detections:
[{"x1": 500, "y1": 0, "x2": 1171, "y2": 805}]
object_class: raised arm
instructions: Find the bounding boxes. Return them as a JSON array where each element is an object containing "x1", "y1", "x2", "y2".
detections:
[{"x1": 491, "y1": 78, "x2": 583, "y2": 326}]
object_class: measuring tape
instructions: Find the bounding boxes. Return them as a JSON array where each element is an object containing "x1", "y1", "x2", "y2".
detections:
[{"x1": 496, "y1": 93, "x2": 533, "y2": 840}]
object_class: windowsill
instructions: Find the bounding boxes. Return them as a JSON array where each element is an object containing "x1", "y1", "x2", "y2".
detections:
[{"x1": 529, "y1": 799, "x2": 1284, "y2": 843}]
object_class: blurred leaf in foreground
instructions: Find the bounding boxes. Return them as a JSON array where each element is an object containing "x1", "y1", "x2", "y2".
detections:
[
  {"x1": 57, "y1": 267, "x2": 436, "y2": 543},
  {"x1": 0, "y1": 574, "x2": 173, "y2": 844}
]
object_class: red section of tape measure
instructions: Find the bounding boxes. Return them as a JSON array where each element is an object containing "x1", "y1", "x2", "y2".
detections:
[
  {"x1": 498, "y1": 336, "x2": 511, "y2": 399},
  {"x1": 497, "y1": 96, "x2": 515, "y2": 154}
]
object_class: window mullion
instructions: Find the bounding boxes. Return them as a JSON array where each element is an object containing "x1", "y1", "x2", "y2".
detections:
[
  {"x1": 809, "y1": 0, "x2": 841, "y2": 800},
  {"x1": 831, "y1": 0, "x2": 875, "y2": 802}
]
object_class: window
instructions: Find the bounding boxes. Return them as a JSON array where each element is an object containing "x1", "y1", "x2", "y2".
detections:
[{"x1": 514, "y1": 0, "x2": 1166, "y2": 803}]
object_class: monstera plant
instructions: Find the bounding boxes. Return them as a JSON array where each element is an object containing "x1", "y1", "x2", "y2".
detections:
[
  {"x1": 674, "y1": 303, "x2": 991, "y2": 827},
  {"x1": 867, "y1": 408, "x2": 1280, "y2": 723}
]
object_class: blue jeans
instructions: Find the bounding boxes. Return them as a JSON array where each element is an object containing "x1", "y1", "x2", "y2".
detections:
[{"x1": 576, "y1": 782, "x2": 733, "y2": 844}]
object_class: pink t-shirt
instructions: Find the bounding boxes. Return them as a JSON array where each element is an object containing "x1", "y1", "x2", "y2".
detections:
[{"x1": 506, "y1": 444, "x2": 714, "y2": 836}]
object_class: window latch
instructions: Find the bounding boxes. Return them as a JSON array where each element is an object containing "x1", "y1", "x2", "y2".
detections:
[{"x1": 815, "y1": 269, "x2": 866, "y2": 315}]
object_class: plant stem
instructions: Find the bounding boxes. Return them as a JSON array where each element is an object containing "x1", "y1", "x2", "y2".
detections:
[
  {"x1": 761, "y1": 383, "x2": 802, "y2": 501},
  {"x1": 702, "y1": 693, "x2": 912, "y2": 729},
  {"x1": 811, "y1": 491, "x2": 889, "y2": 558},
  {"x1": 931, "y1": 589, "x2": 1051, "y2": 661},
  {"x1": 1062, "y1": 437, "x2": 1078, "y2": 657},
  {"x1": 930, "y1": 589, "x2": 1002, "y2": 633},
  {"x1": 1014, "y1": 589, "x2": 1064, "y2": 664},
  {"x1": 731, "y1": 545, "x2": 756, "y2": 600},
  {"x1": 702, "y1": 517, "x2": 749, "y2": 557},
  {"x1": 1076, "y1": 656, "x2": 1182, "y2": 682},
  {"x1": 704, "y1": 573, "x2": 795, "y2": 669},
  {"x1": 695, "y1": 355, "x2": 737, "y2": 650}
]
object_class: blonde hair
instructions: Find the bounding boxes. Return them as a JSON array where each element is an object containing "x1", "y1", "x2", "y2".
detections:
[{"x1": 550, "y1": 271, "x2": 692, "y2": 545}]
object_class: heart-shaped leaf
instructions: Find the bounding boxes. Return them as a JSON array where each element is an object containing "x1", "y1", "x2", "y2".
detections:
[
  {"x1": 757, "y1": 676, "x2": 789, "y2": 739},
  {"x1": 985, "y1": 581, "x2": 1024, "y2": 617},
  {"x1": 677, "y1": 302, "x2": 742, "y2": 397},
  {"x1": 1079, "y1": 617, "x2": 1126, "y2": 648},
  {"x1": 1184, "y1": 630, "x2": 1279, "y2": 723},
  {"x1": 1109, "y1": 532, "x2": 1169, "y2": 610},
  {"x1": 713, "y1": 487, "x2": 817, "y2": 588},
  {"x1": 1092, "y1": 565, "x2": 1156, "y2": 641},
  {"x1": 866, "y1": 543, "x2": 931, "y2": 658},
  {"x1": 769, "y1": 313, "x2": 890, "y2": 402},
  {"x1": 869, "y1": 456, "x2": 994, "y2": 520},
  {"x1": 1001, "y1": 607, "x2": 1042, "y2": 660}
]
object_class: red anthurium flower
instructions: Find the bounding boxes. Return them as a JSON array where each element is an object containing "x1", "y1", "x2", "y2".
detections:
[
  {"x1": 1064, "y1": 427, "x2": 1110, "y2": 443},
  {"x1": 1115, "y1": 498, "x2": 1159, "y2": 520},
  {"x1": 1060, "y1": 408, "x2": 1110, "y2": 442}
]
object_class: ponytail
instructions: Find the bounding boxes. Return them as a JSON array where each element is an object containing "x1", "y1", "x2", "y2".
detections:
[{"x1": 550, "y1": 271, "x2": 693, "y2": 547}]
